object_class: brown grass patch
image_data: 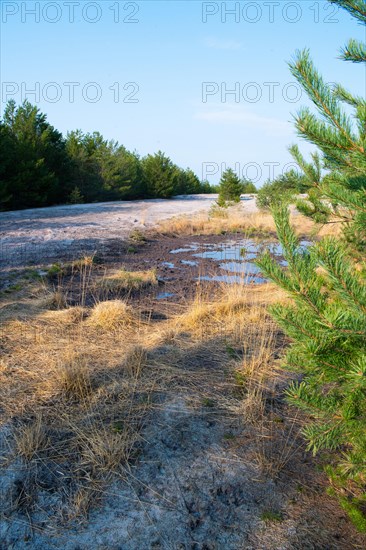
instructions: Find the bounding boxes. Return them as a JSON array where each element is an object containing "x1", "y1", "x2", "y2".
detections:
[
  {"x1": 97, "y1": 268, "x2": 157, "y2": 293},
  {"x1": 14, "y1": 415, "x2": 50, "y2": 462},
  {"x1": 87, "y1": 300, "x2": 137, "y2": 330},
  {"x1": 0, "y1": 252, "x2": 289, "y2": 524},
  {"x1": 156, "y1": 203, "x2": 341, "y2": 240}
]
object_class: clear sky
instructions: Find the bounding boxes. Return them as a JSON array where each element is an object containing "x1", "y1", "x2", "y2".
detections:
[{"x1": 1, "y1": 0, "x2": 365, "y2": 185}]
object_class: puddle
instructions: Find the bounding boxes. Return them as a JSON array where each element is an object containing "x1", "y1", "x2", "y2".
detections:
[
  {"x1": 170, "y1": 245, "x2": 199, "y2": 254},
  {"x1": 169, "y1": 237, "x2": 311, "y2": 285},
  {"x1": 156, "y1": 292, "x2": 176, "y2": 300},
  {"x1": 181, "y1": 260, "x2": 198, "y2": 267},
  {"x1": 198, "y1": 274, "x2": 265, "y2": 284},
  {"x1": 219, "y1": 261, "x2": 262, "y2": 275},
  {"x1": 161, "y1": 261, "x2": 175, "y2": 269}
]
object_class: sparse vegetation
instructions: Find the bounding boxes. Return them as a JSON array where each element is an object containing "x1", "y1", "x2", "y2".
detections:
[{"x1": 0, "y1": 215, "x2": 364, "y2": 546}]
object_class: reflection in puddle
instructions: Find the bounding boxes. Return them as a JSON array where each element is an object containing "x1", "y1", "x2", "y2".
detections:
[
  {"x1": 198, "y1": 274, "x2": 265, "y2": 284},
  {"x1": 169, "y1": 238, "x2": 311, "y2": 285},
  {"x1": 181, "y1": 260, "x2": 198, "y2": 267},
  {"x1": 170, "y1": 245, "x2": 199, "y2": 254},
  {"x1": 219, "y1": 261, "x2": 262, "y2": 275},
  {"x1": 156, "y1": 292, "x2": 176, "y2": 300}
]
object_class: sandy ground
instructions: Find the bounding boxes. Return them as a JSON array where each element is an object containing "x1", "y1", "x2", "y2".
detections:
[
  {"x1": 1, "y1": 203, "x2": 366, "y2": 549},
  {"x1": 0, "y1": 195, "x2": 258, "y2": 268}
]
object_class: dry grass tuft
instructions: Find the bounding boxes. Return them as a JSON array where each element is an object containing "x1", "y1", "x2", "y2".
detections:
[
  {"x1": 71, "y1": 255, "x2": 96, "y2": 271},
  {"x1": 78, "y1": 426, "x2": 139, "y2": 476},
  {"x1": 87, "y1": 300, "x2": 136, "y2": 330},
  {"x1": 14, "y1": 416, "x2": 50, "y2": 461},
  {"x1": 123, "y1": 345, "x2": 148, "y2": 378},
  {"x1": 98, "y1": 268, "x2": 157, "y2": 293},
  {"x1": 45, "y1": 289, "x2": 68, "y2": 310},
  {"x1": 42, "y1": 306, "x2": 88, "y2": 325},
  {"x1": 58, "y1": 354, "x2": 93, "y2": 400}
]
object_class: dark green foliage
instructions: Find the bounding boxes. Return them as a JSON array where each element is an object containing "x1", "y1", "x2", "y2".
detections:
[
  {"x1": 201, "y1": 179, "x2": 219, "y2": 193},
  {"x1": 257, "y1": 0, "x2": 366, "y2": 528},
  {"x1": 0, "y1": 100, "x2": 71, "y2": 209},
  {"x1": 257, "y1": 169, "x2": 308, "y2": 210},
  {"x1": 65, "y1": 130, "x2": 146, "y2": 202},
  {"x1": 174, "y1": 168, "x2": 202, "y2": 195},
  {"x1": 0, "y1": 103, "x2": 209, "y2": 210},
  {"x1": 241, "y1": 180, "x2": 257, "y2": 194},
  {"x1": 69, "y1": 186, "x2": 84, "y2": 204},
  {"x1": 140, "y1": 151, "x2": 177, "y2": 198},
  {"x1": 217, "y1": 168, "x2": 242, "y2": 206},
  {"x1": 257, "y1": 146, "x2": 320, "y2": 211}
]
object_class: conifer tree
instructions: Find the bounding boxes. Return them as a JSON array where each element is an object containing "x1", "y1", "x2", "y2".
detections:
[
  {"x1": 217, "y1": 168, "x2": 242, "y2": 206},
  {"x1": 257, "y1": 0, "x2": 366, "y2": 529}
]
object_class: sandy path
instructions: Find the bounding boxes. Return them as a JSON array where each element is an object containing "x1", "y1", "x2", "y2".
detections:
[{"x1": 0, "y1": 195, "x2": 258, "y2": 268}]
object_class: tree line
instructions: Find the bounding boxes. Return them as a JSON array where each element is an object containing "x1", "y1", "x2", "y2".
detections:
[{"x1": 0, "y1": 100, "x2": 217, "y2": 211}]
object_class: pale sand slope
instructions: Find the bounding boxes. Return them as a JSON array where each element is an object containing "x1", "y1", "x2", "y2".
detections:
[{"x1": 0, "y1": 195, "x2": 258, "y2": 268}]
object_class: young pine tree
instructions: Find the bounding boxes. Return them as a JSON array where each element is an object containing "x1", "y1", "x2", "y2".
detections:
[
  {"x1": 217, "y1": 168, "x2": 242, "y2": 206},
  {"x1": 257, "y1": 0, "x2": 366, "y2": 529}
]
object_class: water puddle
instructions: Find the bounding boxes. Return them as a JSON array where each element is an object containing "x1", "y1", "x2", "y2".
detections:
[
  {"x1": 181, "y1": 260, "x2": 198, "y2": 267},
  {"x1": 218, "y1": 261, "x2": 262, "y2": 275},
  {"x1": 198, "y1": 274, "x2": 265, "y2": 284},
  {"x1": 168, "y1": 237, "x2": 311, "y2": 285},
  {"x1": 170, "y1": 245, "x2": 199, "y2": 254},
  {"x1": 156, "y1": 292, "x2": 176, "y2": 300},
  {"x1": 161, "y1": 261, "x2": 175, "y2": 269}
]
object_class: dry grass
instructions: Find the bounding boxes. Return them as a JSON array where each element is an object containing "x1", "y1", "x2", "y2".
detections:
[
  {"x1": 45, "y1": 288, "x2": 68, "y2": 310},
  {"x1": 87, "y1": 300, "x2": 137, "y2": 330},
  {"x1": 123, "y1": 345, "x2": 148, "y2": 378},
  {"x1": 14, "y1": 415, "x2": 50, "y2": 462},
  {"x1": 157, "y1": 206, "x2": 276, "y2": 237},
  {"x1": 58, "y1": 353, "x2": 93, "y2": 400},
  {"x1": 156, "y1": 203, "x2": 341, "y2": 239},
  {"x1": 97, "y1": 268, "x2": 157, "y2": 293},
  {"x1": 0, "y1": 250, "x2": 292, "y2": 523},
  {"x1": 78, "y1": 426, "x2": 140, "y2": 475}
]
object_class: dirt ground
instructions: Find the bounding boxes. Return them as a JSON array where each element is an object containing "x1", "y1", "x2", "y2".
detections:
[{"x1": 0, "y1": 195, "x2": 258, "y2": 269}]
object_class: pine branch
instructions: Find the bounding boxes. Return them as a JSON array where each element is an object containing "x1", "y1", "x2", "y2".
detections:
[
  {"x1": 329, "y1": 0, "x2": 366, "y2": 24},
  {"x1": 289, "y1": 50, "x2": 360, "y2": 149},
  {"x1": 315, "y1": 238, "x2": 366, "y2": 312},
  {"x1": 341, "y1": 39, "x2": 366, "y2": 63}
]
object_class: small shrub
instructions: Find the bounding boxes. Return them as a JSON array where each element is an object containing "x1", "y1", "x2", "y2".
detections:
[
  {"x1": 208, "y1": 202, "x2": 229, "y2": 219},
  {"x1": 129, "y1": 229, "x2": 146, "y2": 243},
  {"x1": 69, "y1": 186, "x2": 84, "y2": 204}
]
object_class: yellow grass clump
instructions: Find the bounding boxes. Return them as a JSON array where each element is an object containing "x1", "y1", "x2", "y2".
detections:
[
  {"x1": 58, "y1": 354, "x2": 93, "y2": 400},
  {"x1": 156, "y1": 204, "x2": 341, "y2": 239},
  {"x1": 98, "y1": 268, "x2": 157, "y2": 293},
  {"x1": 157, "y1": 208, "x2": 276, "y2": 237},
  {"x1": 14, "y1": 415, "x2": 50, "y2": 462},
  {"x1": 87, "y1": 300, "x2": 136, "y2": 330}
]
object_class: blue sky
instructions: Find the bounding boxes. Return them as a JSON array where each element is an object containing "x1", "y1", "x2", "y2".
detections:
[{"x1": 1, "y1": 0, "x2": 365, "y2": 185}]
